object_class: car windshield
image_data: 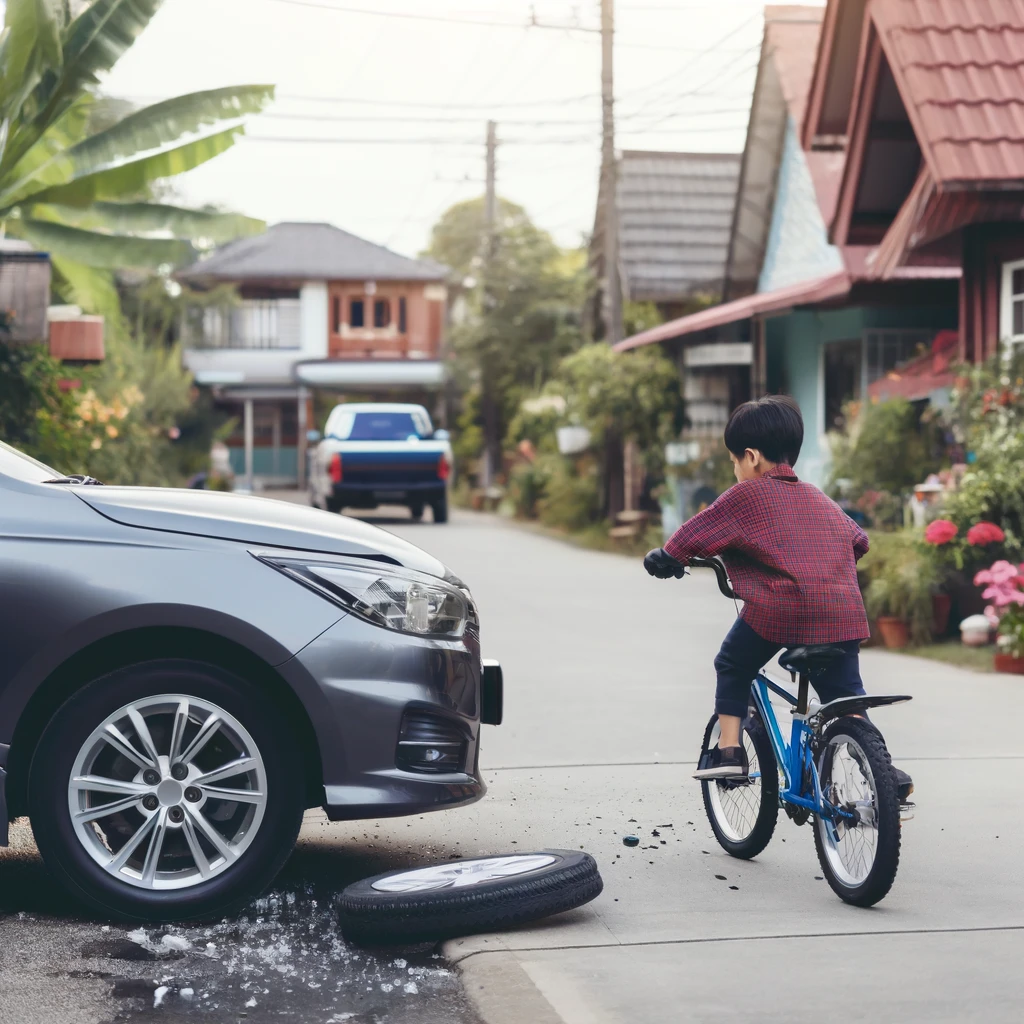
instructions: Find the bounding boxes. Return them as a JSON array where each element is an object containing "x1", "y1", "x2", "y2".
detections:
[
  {"x1": 0, "y1": 439, "x2": 61, "y2": 484},
  {"x1": 340, "y1": 412, "x2": 425, "y2": 442}
]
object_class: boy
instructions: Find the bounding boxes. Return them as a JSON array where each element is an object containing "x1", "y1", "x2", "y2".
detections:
[{"x1": 644, "y1": 395, "x2": 912, "y2": 801}]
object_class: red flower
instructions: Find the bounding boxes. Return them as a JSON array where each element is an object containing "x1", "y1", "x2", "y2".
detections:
[
  {"x1": 924, "y1": 519, "x2": 958, "y2": 545},
  {"x1": 967, "y1": 522, "x2": 1005, "y2": 546}
]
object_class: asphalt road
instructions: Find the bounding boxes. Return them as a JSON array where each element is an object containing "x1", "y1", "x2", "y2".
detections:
[{"x1": 3, "y1": 503, "x2": 1023, "y2": 1024}]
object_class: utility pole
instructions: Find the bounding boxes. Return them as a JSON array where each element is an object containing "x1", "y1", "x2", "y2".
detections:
[
  {"x1": 481, "y1": 120, "x2": 499, "y2": 488},
  {"x1": 601, "y1": 0, "x2": 623, "y2": 345}
]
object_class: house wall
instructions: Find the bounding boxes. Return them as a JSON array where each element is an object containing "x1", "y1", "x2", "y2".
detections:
[
  {"x1": 758, "y1": 120, "x2": 844, "y2": 293},
  {"x1": 767, "y1": 304, "x2": 957, "y2": 488},
  {"x1": 961, "y1": 223, "x2": 1024, "y2": 362},
  {"x1": 300, "y1": 282, "x2": 329, "y2": 359}
]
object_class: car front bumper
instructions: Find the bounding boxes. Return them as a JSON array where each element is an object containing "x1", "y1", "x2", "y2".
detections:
[{"x1": 281, "y1": 611, "x2": 499, "y2": 821}]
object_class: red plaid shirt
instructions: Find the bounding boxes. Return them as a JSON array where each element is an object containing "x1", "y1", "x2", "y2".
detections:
[{"x1": 664, "y1": 464, "x2": 870, "y2": 644}]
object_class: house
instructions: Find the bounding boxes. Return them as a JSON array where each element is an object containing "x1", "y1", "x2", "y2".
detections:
[
  {"x1": 177, "y1": 221, "x2": 450, "y2": 489},
  {"x1": 0, "y1": 239, "x2": 104, "y2": 363},
  {"x1": 591, "y1": 150, "x2": 741, "y2": 327},
  {"x1": 615, "y1": 2, "x2": 1005, "y2": 489}
]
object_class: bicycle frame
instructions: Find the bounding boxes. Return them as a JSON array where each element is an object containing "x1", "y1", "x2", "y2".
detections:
[{"x1": 750, "y1": 674, "x2": 855, "y2": 826}]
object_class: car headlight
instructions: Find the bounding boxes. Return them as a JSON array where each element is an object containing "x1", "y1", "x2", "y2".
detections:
[{"x1": 257, "y1": 555, "x2": 469, "y2": 639}]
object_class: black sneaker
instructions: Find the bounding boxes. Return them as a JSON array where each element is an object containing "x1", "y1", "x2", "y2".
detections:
[
  {"x1": 693, "y1": 745, "x2": 749, "y2": 780},
  {"x1": 895, "y1": 767, "x2": 914, "y2": 805}
]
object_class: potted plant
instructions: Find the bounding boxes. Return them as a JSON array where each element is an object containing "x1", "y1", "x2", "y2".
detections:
[
  {"x1": 863, "y1": 537, "x2": 938, "y2": 649},
  {"x1": 974, "y1": 560, "x2": 1024, "y2": 673}
]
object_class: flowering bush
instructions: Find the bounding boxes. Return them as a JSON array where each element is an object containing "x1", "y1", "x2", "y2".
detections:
[
  {"x1": 925, "y1": 519, "x2": 958, "y2": 545},
  {"x1": 975, "y1": 560, "x2": 1024, "y2": 657},
  {"x1": 967, "y1": 521, "x2": 1005, "y2": 546}
]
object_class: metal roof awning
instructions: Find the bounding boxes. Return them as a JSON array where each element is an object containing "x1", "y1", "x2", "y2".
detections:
[{"x1": 614, "y1": 270, "x2": 852, "y2": 351}]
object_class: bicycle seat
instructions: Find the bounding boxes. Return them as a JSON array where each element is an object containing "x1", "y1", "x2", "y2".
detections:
[{"x1": 779, "y1": 644, "x2": 848, "y2": 675}]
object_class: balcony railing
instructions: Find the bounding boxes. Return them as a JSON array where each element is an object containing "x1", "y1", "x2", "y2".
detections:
[{"x1": 184, "y1": 299, "x2": 301, "y2": 350}]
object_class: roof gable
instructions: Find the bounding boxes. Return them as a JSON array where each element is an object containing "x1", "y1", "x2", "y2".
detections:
[{"x1": 179, "y1": 222, "x2": 448, "y2": 284}]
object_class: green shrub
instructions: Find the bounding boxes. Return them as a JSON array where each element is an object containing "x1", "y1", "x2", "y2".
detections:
[
  {"x1": 860, "y1": 531, "x2": 938, "y2": 644},
  {"x1": 537, "y1": 457, "x2": 600, "y2": 531},
  {"x1": 507, "y1": 459, "x2": 552, "y2": 519}
]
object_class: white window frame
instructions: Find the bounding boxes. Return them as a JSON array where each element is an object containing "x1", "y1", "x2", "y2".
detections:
[{"x1": 1000, "y1": 258, "x2": 1024, "y2": 347}]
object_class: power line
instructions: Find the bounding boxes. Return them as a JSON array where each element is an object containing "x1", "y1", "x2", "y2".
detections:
[{"x1": 259, "y1": 106, "x2": 751, "y2": 125}]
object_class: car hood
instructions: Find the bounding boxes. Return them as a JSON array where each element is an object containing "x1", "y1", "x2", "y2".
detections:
[{"x1": 75, "y1": 487, "x2": 446, "y2": 577}]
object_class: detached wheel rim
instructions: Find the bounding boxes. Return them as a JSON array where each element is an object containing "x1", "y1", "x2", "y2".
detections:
[
  {"x1": 68, "y1": 695, "x2": 268, "y2": 891},
  {"x1": 371, "y1": 854, "x2": 558, "y2": 893}
]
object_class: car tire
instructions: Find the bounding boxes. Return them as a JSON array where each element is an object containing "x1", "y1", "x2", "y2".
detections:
[
  {"x1": 431, "y1": 494, "x2": 449, "y2": 524},
  {"x1": 338, "y1": 850, "x2": 602, "y2": 945},
  {"x1": 28, "y1": 659, "x2": 305, "y2": 922}
]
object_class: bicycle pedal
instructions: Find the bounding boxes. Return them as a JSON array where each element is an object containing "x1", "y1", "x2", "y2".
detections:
[{"x1": 899, "y1": 801, "x2": 916, "y2": 822}]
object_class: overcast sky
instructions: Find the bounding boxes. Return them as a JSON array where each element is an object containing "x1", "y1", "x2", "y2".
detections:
[{"x1": 99, "y1": 0, "x2": 799, "y2": 259}]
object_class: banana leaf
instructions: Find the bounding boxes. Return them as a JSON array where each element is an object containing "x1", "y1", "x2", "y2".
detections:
[
  {"x1": 5, "y1": 0, "x2": 162, "y2": 170},
  {"x1": 4, "y1": 124, "x2": 244, "y2": 209},
  {"x1": 49, "y1": 251, "x2": 121, "y2": 318},
  {"x1": 0, "y1": 0, "x2": 64, "y2": 124},
  {"x1": 27, "y1": 200, "x2": 265, "y2": 242},
  {"x1": 21, "y1": 217, "x2": 195, "y2": 269}
]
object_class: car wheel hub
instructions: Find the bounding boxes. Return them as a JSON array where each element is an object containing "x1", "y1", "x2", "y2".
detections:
[{"x1": 68, "y1": 695, "x2": 268, "y2": 891}]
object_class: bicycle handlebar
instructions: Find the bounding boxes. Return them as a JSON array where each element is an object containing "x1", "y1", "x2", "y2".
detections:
[{"x1": 688, "y1": 556, "x2": 737, "y2": 600}]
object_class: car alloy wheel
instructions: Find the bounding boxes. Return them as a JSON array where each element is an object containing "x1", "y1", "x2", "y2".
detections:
[{"x1": 68, "y1": 695, "x2": 268, "y2": 891}]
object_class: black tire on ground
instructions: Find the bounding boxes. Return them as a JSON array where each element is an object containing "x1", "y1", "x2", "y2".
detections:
[
  {"x1": 431, "y1": 494, "x2": 448, "y2": 524},
  {"x1": 409, "y1": 502, "x2": 424, "y2": 521},
  {"x1": 326, "y1": 496, "x2": 342, "y2": 514},
  {"x1": 700, "y1": 711, "x2": 779, "y2": 860},
  {"x1": 28, "y1": 659, "x2": 306, "y2": 922},
  {"x1": 338, "y1": 850, "x2": 602, "y2": 945},
  {"x1": 812, "y1": 716, "x2": 901, "y2": 908}
]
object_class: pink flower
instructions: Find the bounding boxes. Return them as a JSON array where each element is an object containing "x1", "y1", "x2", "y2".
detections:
[
  {"x1": 967, "y1": 521, "x2": 1005, "y2": 546},
  {"x1": 975, "y1": 560, "x2": 1024, "y2": 613},
  {"x1": 924, "y1": 519, "x2": 958, "y2": 545}
]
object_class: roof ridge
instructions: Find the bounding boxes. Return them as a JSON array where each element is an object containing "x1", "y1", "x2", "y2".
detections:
[
  {"x1": 889, "y1": 23, "x2": 1024, "y2": 35},
  {"x1": 917, "y1": 97, "x2": 1024, "y2": 107}
]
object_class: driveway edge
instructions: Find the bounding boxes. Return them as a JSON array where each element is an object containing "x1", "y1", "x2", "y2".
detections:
[{"x1": 444, "y1": 945, "x2": 566, "y2": 1024}]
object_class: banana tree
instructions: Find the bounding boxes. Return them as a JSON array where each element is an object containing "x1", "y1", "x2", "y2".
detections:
[{"x1": 0, "y1": 0, "x2": 272, "y2": 313}]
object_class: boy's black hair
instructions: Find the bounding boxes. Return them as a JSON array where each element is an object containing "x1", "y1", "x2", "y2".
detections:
[{"x1": 723, "y1": 395, "x2": 803, "y2": 466}]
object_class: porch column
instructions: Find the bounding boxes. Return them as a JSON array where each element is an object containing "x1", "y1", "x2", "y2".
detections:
[
  {"x1": 243, "y1": 398, "x2": 254, "y2": 493},
  {"x1": 271, "y1": 404, "x2": 282, "y2": 478},
  {"x1": 751, "y1": 316, "x2": 767, "y2": 396},
  {"x1": 296, "y1": 387, "x2": 309, "y2": 491}
]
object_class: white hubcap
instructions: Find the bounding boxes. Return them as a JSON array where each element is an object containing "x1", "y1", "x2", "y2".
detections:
[{"x1": 371, "y1": 854, "x2": 557, "y2": 893}]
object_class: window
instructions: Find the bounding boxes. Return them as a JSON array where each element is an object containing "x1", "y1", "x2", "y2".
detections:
[
  {"x1": 863, "y1": 330, "x2": 932, "y2": 385},
  {"x1": 823, "y1": 339, "x2": 862, "y2": 432},
  {"x1": 350, "y1": 299, "x2": 365, "y2": 328},
  {"x1": 373, "y1": 298, "x2": 391, "y2": 328},
  {"x1": 1001, "y1": 259, "x2": 1024, "y2": 346},
  {"x1": 332, "y1": 296, "x2": 341, "y2": 333},
  {"x1": 398, "y1": 296, "x2": 408, "y2": 333}
]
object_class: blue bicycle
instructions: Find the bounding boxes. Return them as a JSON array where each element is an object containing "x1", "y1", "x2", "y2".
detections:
[{"x1": 689, "y1": 557, "x2": 911, "y2": 907}]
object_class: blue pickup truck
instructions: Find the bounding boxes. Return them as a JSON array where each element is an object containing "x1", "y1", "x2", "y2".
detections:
[{"x1": 308, "y1": 403, "x2": 453, "y2": 523}]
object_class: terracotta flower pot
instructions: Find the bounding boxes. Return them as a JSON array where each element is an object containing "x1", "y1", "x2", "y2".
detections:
[
  {"x1": 931, "y1": 593, "x2": 952, "y2": 638},
  {"x1": 994, "y1": 653, "x2": 1024, "y2": 675},
  {"x1": 877, "y1": 616, "x2": 909, "y2": 649}
]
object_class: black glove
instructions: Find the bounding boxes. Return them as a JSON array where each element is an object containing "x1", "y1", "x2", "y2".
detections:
[{"x1": 643, "y1": 547, "x2": 686, "y2": 579}]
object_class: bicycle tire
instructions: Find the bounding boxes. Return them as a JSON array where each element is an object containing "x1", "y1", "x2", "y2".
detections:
[
  {"x1": 700, "y1": 712, "x2": 779, "y2": 859},
  {"x1": 812, "y1": 716, "x2": 901, "y2": 907}
]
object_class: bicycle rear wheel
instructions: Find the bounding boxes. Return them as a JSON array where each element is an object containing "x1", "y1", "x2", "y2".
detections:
[
  {"x1": 812, "y1": 716, "x2": 901, "y2": 907},
  {"x1": 700, "y1": 712, "x2": 778, "y2": 859}
]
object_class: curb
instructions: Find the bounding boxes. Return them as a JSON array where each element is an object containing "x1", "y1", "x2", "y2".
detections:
[{"x1": 444, "y1": 944, "x2": 567, "y2": 1024}]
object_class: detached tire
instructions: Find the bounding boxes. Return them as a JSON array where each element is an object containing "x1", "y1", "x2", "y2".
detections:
[{"x1": 339, "y1": 850, "x2": 602, "y2": 945}]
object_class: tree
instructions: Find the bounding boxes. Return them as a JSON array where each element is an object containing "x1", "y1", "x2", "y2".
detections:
[
  {"x1": 424, "y1": 197, "x2": 586, "y2": 478},
  {"x1": 0, "y1": 0, "x2": 269, "y2": 315},
  {"x1": 547, "y1": 342, "x2": 683, "y2": 516}
]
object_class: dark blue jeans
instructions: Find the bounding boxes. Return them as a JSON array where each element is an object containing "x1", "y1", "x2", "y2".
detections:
[{"x1": 714, "y1": 617, "x2": 866, "y2": 719}]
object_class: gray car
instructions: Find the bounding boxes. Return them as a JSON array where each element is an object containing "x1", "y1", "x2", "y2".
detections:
[{"x1": 0, "y1": 440, "x2": 501, "y2": 921}]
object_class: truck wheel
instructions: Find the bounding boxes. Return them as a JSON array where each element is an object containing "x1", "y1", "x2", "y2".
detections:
[
  {"x1": 326, "y1": 497, "x2": 342, "y2": 514},
  {"x1": 409, "y1": 502, "x2": 424, "y2": 522},
  {"x1": 431, "y1": 494, "x2": 448, "y2": 524},
  {"x1": 339, "y1": 850, "x2": 602, "y2": 945}
]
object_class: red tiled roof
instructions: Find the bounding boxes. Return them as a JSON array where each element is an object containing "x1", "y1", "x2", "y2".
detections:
[
  {"x1": 764, "y1": 6, "x2": 826, "y2": 127},
  {"x1": 873, "y1": 0, "x2": 1024, "y2": 187}
]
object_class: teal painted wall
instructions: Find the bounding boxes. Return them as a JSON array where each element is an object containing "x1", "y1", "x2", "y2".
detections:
[
  {"x1": 765, "y1": 305, "x2": 956, "y2": 488},
  {"x1": 228, "y1": 446, "x2": 298, "y2": 479}
]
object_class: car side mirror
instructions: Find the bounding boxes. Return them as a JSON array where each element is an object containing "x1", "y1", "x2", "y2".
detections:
[
  {"x1": 433, "y1": 429, "x2": 450, "y2": 442},
  {"x1": 306, "y1": 430, "x2": 322, "y2": 443}
]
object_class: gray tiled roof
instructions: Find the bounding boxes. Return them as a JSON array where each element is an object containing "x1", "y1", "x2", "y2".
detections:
[
  {"x1": 617, "y1": 151, "x2": 741, "y2": 302},
  {"x1": 178, "y1": 221, "x2": 448, "y2": 283}
]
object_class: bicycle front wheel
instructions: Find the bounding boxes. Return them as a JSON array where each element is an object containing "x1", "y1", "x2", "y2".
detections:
[
  {"x1": 700, "y1": 712, "x2": 778, "y2": 859},
  {"x1": 813, "y1": 717, "x2": 901, "y2": 907}
]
